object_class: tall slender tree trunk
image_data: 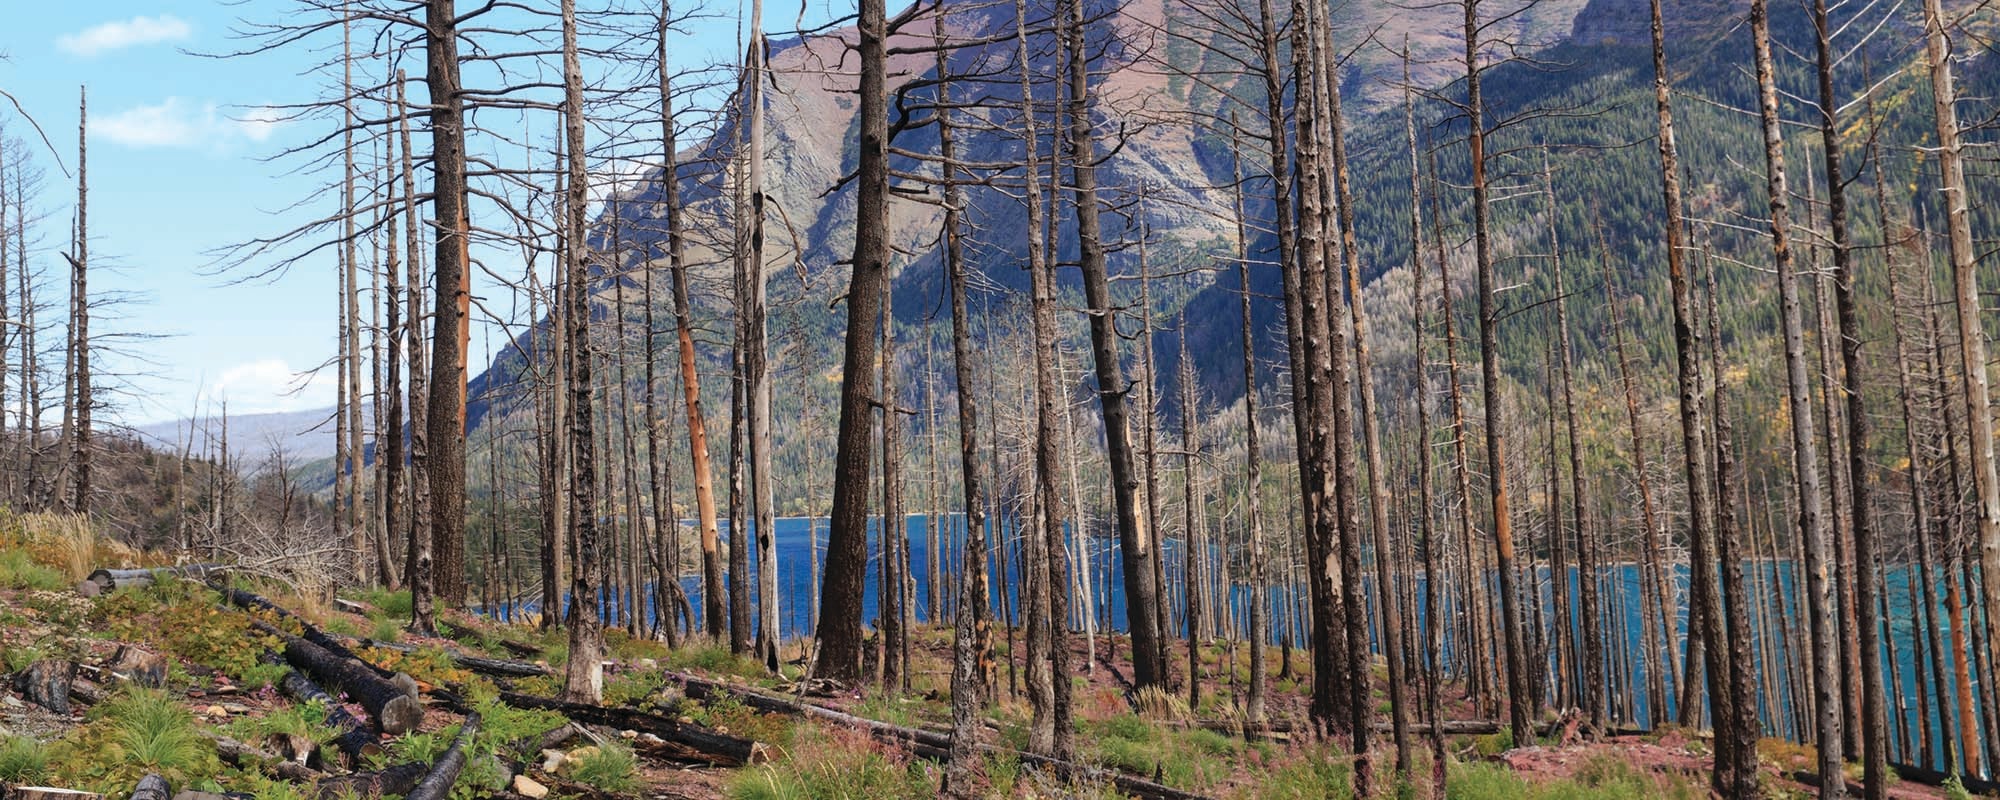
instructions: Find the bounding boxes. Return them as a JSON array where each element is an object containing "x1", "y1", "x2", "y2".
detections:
[
  {"x1": 559, "y1": 0, "x2": 604, "y2": 703},
  {"x1": 1751, "y1": 0, "x2": 1844, "y2": 791},
  {"x1": 1645, "y1": 0, "x2": 1746, "y2": 787},
  {"x1": 1807, "y1": 7, "x2": 1885, "y2": 791},
  {"x1": 741, "y1": 0, "x2": 780, "y2": 673},
  {"x1": 1327, "y1": 47, "x2": 1409, "y2": 775},
  {"x1": 817, "y1": 0, "x2": 888, "y2": 683},
  {"x1": 1922, "y1": 0, "x2": 2000, "y2": 767},
  {"x1": 939, "y1": 5, "x2": 994, "y2": 786},
  {"x1": 67, "y1": 87, "x2": 89, "y2": 517},
  {"x1": 1227, "y1": 129, "x2": 1267, "y2": 726},
  {"x1": 399, "y1": 71, "x2": 437, "y2": 635},
  {"x1": 423, "y1": 0, "x2": 470, "y2": 611},
  {"x1": 1059, "y1": 0, "x2": 1164, "y2": 693},
  {"x1": 1547, "y1": 161, "x2": 1603, "y2": 737},
  {"x1": 1458, "y1": 0, "x2": 1534, "y2": 740}
]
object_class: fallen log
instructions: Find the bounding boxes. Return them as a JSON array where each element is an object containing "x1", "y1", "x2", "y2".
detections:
[
  {"x1": 223, "y1": 589, "x2": 408, "y2": 688},
  {"x1": 665, "y1": 671, "x2": 1208, "y2": 800},
  {"x1": 13, "y1": 660, "x2": 74, "y2": 716},
  {"x1": 250, "y1": 620, "x2": 423, "y2": 735},
  {"x1": 2, "y1": 787, "x2": 104, "y2": 799},
  {"x1": 1885, "y1": 762, "x2": 2000, "y2": 795},
  {"x1": 351, "y1": 638, "x2": 551, "y2": 678},
  {"x1": 490, "y1": 691, "x2": 770, "y2": 767},
  {"x1": 276, "y1": 672, "x2": 382, "y2": 765},
  {"x1": 311, "y1": 763, "x2": 427, "y2": 800},
  {"x1": 127, "y1": 775, "x2": 170, "y2": 800},
  {"x1": 404, "y1": 712, "x2": 480, "y2": 800},
  {"x1": 267, "y1": 655, "x2": 383, "y2": 767},
  {"x1": 439, "y1": 620, "x2": 542, "y2": 658},
  {"x1": 78, "y1": 564, "x2": 225, "y2": 596},
  {"x1": 209, "y1": 734, "x2": 320, "y2": 783}
]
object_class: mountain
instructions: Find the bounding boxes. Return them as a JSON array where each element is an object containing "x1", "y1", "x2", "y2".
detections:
[
  {"x1": 136, "y1": 406, "x2": 349, "y2": 473},
  {"x1": 461, "y1": 0, "x2": 2000, "y2": 511}
]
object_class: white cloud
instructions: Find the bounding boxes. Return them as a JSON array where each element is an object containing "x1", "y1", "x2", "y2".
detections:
[
  {"x1": 96, "y1": 98, "x2": 287, "y2": 150},
  {"x1": 213, "y1": 358, "x2": 334, "y2": 416},
  {"x1": 57, "y1": 15, "x2": 192, "y2": 57},
  {"x1": 236, "y1": 106, "x2": 286, "y2": 142}
]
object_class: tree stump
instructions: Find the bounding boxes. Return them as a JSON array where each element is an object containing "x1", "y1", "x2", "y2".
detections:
[
  {"x1": 13, "y1": 660, "x2": 75, "y2": 716},
  {"x1": 106, "y1": 646, "x2": 167, "y2": 689},
  {"x1": 127, "y1": 774, "x2": 171, "y2": 800}
]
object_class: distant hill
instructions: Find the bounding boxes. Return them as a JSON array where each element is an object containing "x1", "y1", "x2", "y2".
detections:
[{"x1": 134, "y1": 406, "x2": 354, "y2": 473}]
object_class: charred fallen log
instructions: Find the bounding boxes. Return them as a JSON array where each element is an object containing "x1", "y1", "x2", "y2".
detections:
[
  {"x1": 403, "y1": 712, "x2": 480, "y2": 800},
  {"x1": 266, "y1": 655, "x2": 382, "y2": 766},
  {"x1": 665, "y1": 671, "x2": 1208, "y2": 800},
  {"x1": 250, "y1": 620, "x2": 423, "y2": 735},
  {"x1": 310, "y1": 762, "x2": 427, "y2": 800},
  {"x1": 488, "y1": 691, "x2": 770, "y2": 767}
]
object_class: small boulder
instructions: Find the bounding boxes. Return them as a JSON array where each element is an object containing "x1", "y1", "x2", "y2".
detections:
[{"x1": 511, "y1": 774, "x2": 550, "y2": 799}]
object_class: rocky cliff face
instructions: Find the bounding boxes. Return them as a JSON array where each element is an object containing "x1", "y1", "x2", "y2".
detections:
[{"x1": 471, "y1": 0, "x2": 1646, "y2": 428}]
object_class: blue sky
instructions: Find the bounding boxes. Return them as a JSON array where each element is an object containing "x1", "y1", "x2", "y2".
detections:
[
  {"x1": 0, "y1": 3, "x2": 374, "y2": 428},
  {"x1": 1, "y1": 3, "x2": 359, "y2": 425},
  {"x1": 1, "y1": 0, "x2": 824, "y2": 428}
]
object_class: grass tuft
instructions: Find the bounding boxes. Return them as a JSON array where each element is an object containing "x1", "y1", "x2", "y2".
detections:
[
  {"x1": 0, "y1": 735, "x2": 48, "y2": 783},
  {"x1": 570, "y1": 741, "x2": 644, "y2": 794}
]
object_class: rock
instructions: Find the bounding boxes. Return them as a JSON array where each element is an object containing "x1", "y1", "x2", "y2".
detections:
[
  {"x1": 618, "y1": 729, "x2": 638, "y2": 740},
  {"x1": 559, "y1": 745, "x2": 600, "y2": 773},
  {"x1": 539, "y1": 749, "x2": 566, "y2": 773},
  {"x1": 202, "y1": 704, "x2": 229, "y2": 719},
  {"x1": 511, "y1": 774, "x2": 549, "y2": 799}
]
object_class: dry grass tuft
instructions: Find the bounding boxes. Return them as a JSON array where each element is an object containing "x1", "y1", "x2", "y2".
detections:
[
  {"x1": 22, "y1": 512, "x2": 103, "y2": 580},
  {"x1": 1134, "y1": 685, "x2": 1193, "y2": 722}
]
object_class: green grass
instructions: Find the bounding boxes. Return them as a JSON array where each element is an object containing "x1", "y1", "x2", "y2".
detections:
[
  {"x1": 352, "y1": 587, "x2": 414, "y2": 617},
  {"x1": 0, "y1": 735, "x2": 48, "y2": 783},
  {"x1": 370, "y1": 615, "x2": 404, "y2": 643},
  {"x1": 48, "y1": 687, "x2": 221, "y2": 792},
  {"x1": 1086, "y1": 714, "x2": 1241, "y2": 791},
  {"x1": 0, "y1": 548, "x2": 66, "y2": 591},
  {"x1": 725, "y1": 723, "x2": 934, "y2": 800},
  {"x1": 1446, "y1": 756, "x2": 1704, "y2": 800},
  {"x1": 662, "y1": 640, "x2": 768, "y2": 682},
  {"x1": 570, "y1": 742, "x2": 644, "y2": 794},
  {"x1": 1240, "y1": 744, "x2": 1352, "y2": 800}
]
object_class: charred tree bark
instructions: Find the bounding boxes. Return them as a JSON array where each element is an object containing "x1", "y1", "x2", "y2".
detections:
[
  {"x1": 818, "y1": 0, "x2": 889, "y2": 683},
  {"x1": 1751, "y1": 0, "x2": 1845, "y2": 791},
  {"x1": 423, "y1": 0, "x2": 471, "y2": 609},
  {"x1": 560, "y1": 0, "x2": 604, "y2": 704},
  {"x1": 1062, "y1": 0, "x2": 1164, "y2": 693}
]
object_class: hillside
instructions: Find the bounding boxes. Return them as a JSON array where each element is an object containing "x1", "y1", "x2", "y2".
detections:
[
  {"x1": 0, "y1": 521, "x2": 1961, "y2": 799},
  {"x1": 460, "y1": 0, "x2": 2000, "y2": 515}
]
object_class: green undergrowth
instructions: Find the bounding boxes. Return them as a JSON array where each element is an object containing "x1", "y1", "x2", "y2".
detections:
[
  {"x1": 94, "y1": 578, "x2": 288, "y2": 688},
  {"x1": 569, "y1": 741, "x2": 644, "y2": 794},
  {"x1": 367, "y1": 684, "x2": 567, "y2": 800},
  {"x1": 1245, "y1": 742, "x2": 1354, "y2": 799},
  {"x1": 725, "y1": 722, "x2": 935, "y2": 800},
  {"x1": 658, "y1": 639, "x2": 770, "y2": 683},
  {"x1": 45, "y1": 687, "x2": 222, "y2": 793},
  {"x1": 0, "y1": 547, "x2": 66, "y2": 591},
  {"x1": 222, "y1": 698, "x2": 345, "y2": 768},
  {"x1": 1447, "y1": 755, "x2": 1704, "y2": 800},
  {"x1": 0, "y1": 734, "x2": 49, "y2": 784},
  {"x1": 1085, "y1": 712, "x2": 1253, "y2": 792}
]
